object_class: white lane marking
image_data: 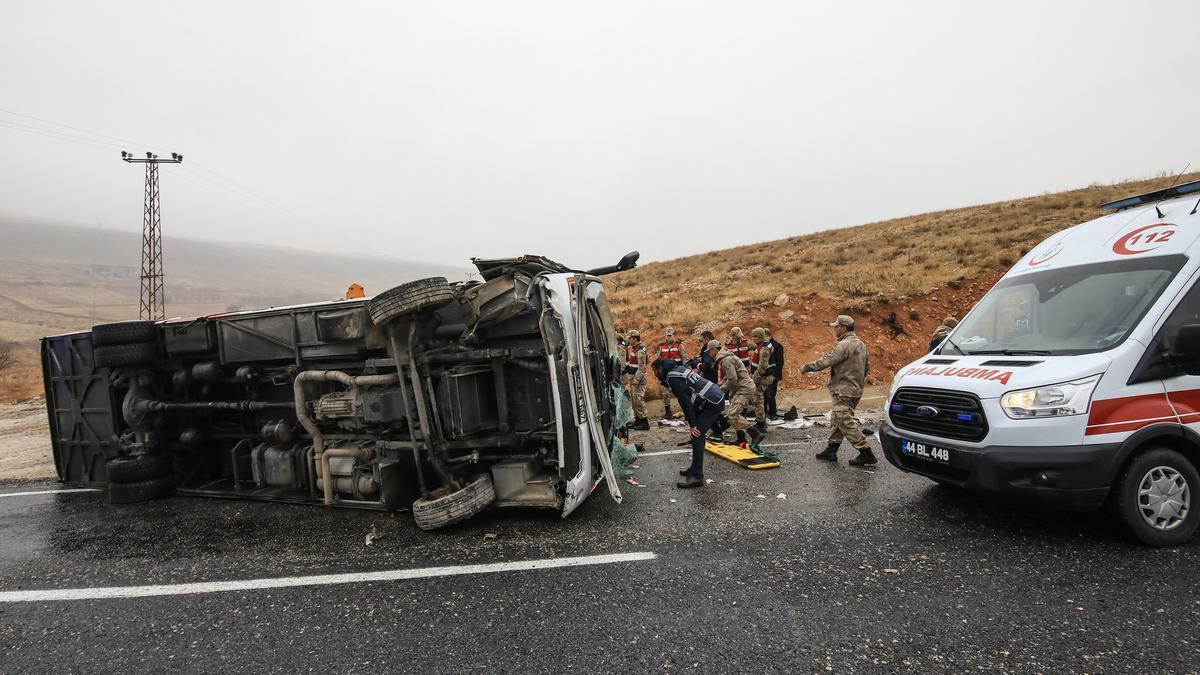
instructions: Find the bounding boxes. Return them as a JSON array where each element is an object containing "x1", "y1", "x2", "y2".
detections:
[
  {"x1": 637, "y1": 448, "x2": 691, "y2": 458},
  {"x1": 0, "y1": 489, "x2": 101, "y2": 499},
  {"x1": 0, "y1": 551, "x2": 657, "y2": 603}
]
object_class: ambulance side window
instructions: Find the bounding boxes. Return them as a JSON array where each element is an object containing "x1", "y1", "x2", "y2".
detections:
[{"x1": 1160, "y1": 279, "x2": 1200, "y2": 352}]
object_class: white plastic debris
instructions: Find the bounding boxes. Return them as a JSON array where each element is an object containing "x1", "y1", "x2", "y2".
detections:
[
  {"x1": 776, "y1": 493, "x2": 787, "y2": 499},
  {"x1": 767, "y1": 418, "x2": 786, "y2": 427},
  {"x1": 669, "y1": 498, "x2": 677, "y2": 503},
  {"x1": 755, "y1": 494, "x2": 767, "y2": 499},
  {"x1": 705, "y1": 479, "x2": 714, "y2": 484},
  {"x1": 780, "y1": 419, "x2": 814, "y2": 430},
  {"x1": 365, "y1": 525, "x2": 381, "y2": 546}
]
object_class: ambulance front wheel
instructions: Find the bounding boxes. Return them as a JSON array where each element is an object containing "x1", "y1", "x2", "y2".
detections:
[{"x1": 1114, "y1": 447, "x2": 1200, "y2": 548}]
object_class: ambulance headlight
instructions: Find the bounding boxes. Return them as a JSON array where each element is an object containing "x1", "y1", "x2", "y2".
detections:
[{"x1": 1000, "y1": 375, "x2": 1100, "y2": 419}]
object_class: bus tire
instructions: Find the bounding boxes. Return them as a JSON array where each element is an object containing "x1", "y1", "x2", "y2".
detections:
[
  {"x1": 367, "y1": 277, "x2": 454, "y2": 326},
  {"x1": 106, "y1": 453, "x2": 173, "y2": 484},
  {"x1": 92, "y1": 321, "x2": 158, "y2": 347},
  {"x1": 108, "y1": 475, "x2": 175, "y2": 505},
  {"x1": 412, "y1": 474, "x2": 495, "y2": 531}
]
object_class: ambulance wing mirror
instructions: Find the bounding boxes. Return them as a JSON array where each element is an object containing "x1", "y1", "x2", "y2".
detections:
[{"x1": 1171, "y1": 324, "x2": 1200, "y2": 375}]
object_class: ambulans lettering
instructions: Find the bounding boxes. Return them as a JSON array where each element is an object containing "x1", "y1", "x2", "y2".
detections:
[{"x1": 901, "y1": 366, "x2": 1013, "y2": 385}]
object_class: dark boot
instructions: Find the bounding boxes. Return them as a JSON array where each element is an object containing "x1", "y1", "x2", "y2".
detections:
[
  {"x1": 735, "y1": 430, "x2": 746, "y2": 445},
  {"x1": 755, "y1": 420, "x2": 767, "y2": 433},
  {"x1": 848, "y1": 448, "x2": 878, "y2": 466},
  {"x1": 631, "y1": 417, "x2": 650, "y2": 431},
  {"x1": 676, "y1": 474, "x2": 704, "y2": 488},
  {"x1": 748, "y1": 426, "x2": 765, "y2": 446},
  {"x1": 815, "y1": 443, "x2": 840, "y2": 461}
]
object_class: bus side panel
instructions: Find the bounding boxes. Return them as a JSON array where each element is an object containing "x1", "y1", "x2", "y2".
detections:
[{"x1": 40, "y1": 333, "x2": 122, "y2": 484}]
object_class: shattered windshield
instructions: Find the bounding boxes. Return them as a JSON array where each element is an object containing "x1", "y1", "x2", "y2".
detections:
[{"x1": 942, "y1": 255, "x2": 1186, "y2": 356}]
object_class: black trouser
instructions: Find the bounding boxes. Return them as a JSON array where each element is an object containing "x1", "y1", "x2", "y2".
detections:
[
  {"x1": 764, "y1": 380, "x2": 779, "y2": 418},
  {"x1": 686, "y1": 402, "x2": 723, "y2": 477}
]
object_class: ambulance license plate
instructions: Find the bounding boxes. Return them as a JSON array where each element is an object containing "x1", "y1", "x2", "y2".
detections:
[{"x1": 900, "y1": 439, "x2": 952, "y2": 465}]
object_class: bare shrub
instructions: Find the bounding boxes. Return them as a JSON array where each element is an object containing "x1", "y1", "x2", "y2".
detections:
[{"x1": 0, "y1": 341, "x2": 13, "y2": 372}]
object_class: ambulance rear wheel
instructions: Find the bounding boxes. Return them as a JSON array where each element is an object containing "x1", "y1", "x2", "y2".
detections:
[{"x1": 1114, "y1": 447, "x2": 1200, "y2": 547}]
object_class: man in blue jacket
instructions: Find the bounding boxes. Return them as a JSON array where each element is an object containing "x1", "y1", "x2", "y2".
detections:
[{"x1": 653, "y1": 357, "x2": 726, "y2": 489}]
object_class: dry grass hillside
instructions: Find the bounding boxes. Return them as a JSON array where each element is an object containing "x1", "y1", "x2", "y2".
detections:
[{"x1": 607, "y1": 172, "x2": 1200, "y2": 399}]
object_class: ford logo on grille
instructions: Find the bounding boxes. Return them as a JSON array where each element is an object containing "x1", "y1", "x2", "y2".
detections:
[{"x1": 915, "y1": 405, "x2": 940, "y2": 418}]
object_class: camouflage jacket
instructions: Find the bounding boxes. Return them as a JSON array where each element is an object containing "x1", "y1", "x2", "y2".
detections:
[
  {"x1": 714, "y1": 349, "x2": 754, "y2": 395},
  {"x1": 802, "y1": 332, "x2": 869, "y2": 397}
]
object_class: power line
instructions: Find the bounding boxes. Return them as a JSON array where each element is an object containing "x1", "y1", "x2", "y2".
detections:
[
  {"x1": 0, "y1": 107, "x2": 155, "y2": 151},
  {"x1": 0, "y1": 108, "x2": 300, "y2": 220},
  {"x1": 0, "y1": 118, "x2": 124, "y2": 152}
]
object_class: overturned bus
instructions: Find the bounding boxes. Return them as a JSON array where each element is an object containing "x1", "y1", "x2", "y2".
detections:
[{"x1": 40, "y1": 252, "x2": 637, "y2": 530}]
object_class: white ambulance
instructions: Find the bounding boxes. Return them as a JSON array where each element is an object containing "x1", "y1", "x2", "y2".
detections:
[{"x1": 882, "y1": 180, "x2": 1200, "y2": 546}]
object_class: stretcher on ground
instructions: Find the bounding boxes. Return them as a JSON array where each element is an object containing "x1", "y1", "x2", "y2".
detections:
[{"x1": 704, "y1": 439, "x2": 781, "y2": 470}]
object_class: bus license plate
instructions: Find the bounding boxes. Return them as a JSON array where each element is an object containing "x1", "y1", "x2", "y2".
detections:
[{"x1": 900, "y1": 439, "x2": 952, "y2": 465}]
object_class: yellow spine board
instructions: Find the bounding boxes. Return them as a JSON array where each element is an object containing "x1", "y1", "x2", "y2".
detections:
[{"x1": 704, "y1": 440, "x2": 781, "y2": 470}]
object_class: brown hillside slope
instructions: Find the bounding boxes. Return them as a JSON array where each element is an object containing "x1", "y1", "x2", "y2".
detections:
[{"x1": 607, "y1": 172, "x2": 1200, "y2": 398}]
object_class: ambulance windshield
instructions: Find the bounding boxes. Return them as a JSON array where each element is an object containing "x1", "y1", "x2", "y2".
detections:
[{"x1": 942, "y1": 255, "x2": 1186, "y2": 356}]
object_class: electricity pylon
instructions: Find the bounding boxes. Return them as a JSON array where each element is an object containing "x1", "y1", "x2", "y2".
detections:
[{"x1": 121, "y1": 150, "x2": 182, "y2": 320}]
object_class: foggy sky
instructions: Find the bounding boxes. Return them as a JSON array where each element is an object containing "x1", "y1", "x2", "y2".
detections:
[{"x1": 1, "y1": 1, "x2": 1197, "y2": 270}]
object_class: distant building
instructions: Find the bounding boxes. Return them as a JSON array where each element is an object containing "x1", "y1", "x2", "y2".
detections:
[{"x1": 88, "y1": 265, "x2": 138, "y2": 279}]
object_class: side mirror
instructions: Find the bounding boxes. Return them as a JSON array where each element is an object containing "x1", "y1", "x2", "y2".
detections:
[
  {"x1": 585, "y1": 251, "x2": 640, "y2": 276},
  {"x1": 1172, "y1": 324, "x2": 1200, "y2": 375}
]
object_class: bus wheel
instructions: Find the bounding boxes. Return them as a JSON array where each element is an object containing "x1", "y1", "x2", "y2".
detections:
[
  {"x1": 412, "y1": 474, "x2": 495, "y2": 531},
  {"x1": 1115, "y1": 447, "x2": 1200, "y2": 547}
]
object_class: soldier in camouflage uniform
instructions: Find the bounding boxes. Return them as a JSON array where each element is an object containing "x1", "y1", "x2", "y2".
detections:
[
  {"x1": 803, "y1": 315, "x2": 875, "y2": 466},
  {"x1": 627, "y1": 330, "x2": 650, "y2": 430},
  {"x1": 750, "y1": 328, "x2": 773, "y2": 432},
  {"x1": 709, "y1": 340, "x2": 764, "y2": 447}
]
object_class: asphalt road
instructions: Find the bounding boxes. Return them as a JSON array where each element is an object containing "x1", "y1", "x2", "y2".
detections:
[{"x1": 0, "y1": 427, "x2": 1197, "y2": 673}]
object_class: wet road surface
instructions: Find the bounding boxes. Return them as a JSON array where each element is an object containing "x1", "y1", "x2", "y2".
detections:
[{"x1": 0, "y1": 428, "x2": 1197, "y2": 672}]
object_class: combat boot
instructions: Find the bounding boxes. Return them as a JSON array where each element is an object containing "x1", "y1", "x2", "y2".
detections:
[
  {"x1": 815, "y1": 442, "x2": 840, "y2": 461},
  {"x1": 848, "y1": 448, "x2": 878, "y2": 466},
  {"x1": 631, "y1": 417, "x2": 650, "y2": 431},
  {"x1": 748, "y1": 426, "x2": 765, "y2": 446},
  {"x1": 755, "y1": 420, "x2": 767, "y2": 433}
]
